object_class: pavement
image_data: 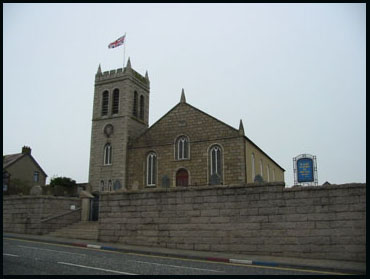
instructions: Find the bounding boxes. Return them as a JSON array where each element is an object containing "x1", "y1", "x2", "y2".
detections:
[{"x1": 3, "y1": 232, "x2": 366, "y2": 274}]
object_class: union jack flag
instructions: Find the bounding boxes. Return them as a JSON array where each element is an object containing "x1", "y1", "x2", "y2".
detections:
[{"x1": 108, "y1": 35, "x2": 125, "y2": 49}]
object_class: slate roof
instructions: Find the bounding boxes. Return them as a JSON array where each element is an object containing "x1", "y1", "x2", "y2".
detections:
[
  {"x1": 3, "y1": 153, "x2": 24, "y2": 169},
  {"x1": 3, "y1": 152, "x2": 48, "y2": 177}
]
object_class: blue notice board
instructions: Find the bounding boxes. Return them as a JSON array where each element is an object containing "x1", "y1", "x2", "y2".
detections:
[{"x1": 297, "y1": 158, "x2": 314, "y2": 183}]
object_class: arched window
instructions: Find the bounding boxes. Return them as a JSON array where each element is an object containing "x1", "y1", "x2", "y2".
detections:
[
  {"x1": 112, "y1": 89, "x2": 119, "y2": 114},
  {"x1": 251, "y1": 153, "x2": 255, "y2": 181},
  {"x1": 108, "y1": 180, "x2": 113, "y2": 191},
  {"x1": 100, "y1": 180, "x2": 105, "y2": 192},
  {"x1": 266, "y1": 165, "x2": 270, "y2": 182},
  {"x1": 209, "y1": 145, "x2": 223, "y2": 185},
  {"x1": 175, "y1": 136, "x2": 189, "y2": 160},
  {"x1": 273, "y1": 169, "x2": 276, "y2": 181},
  {"x1": 101, "y1": 91, "x2": 109, "y2": 116},
  {"x1": 147, "y1": 152, "x2": 157, "y2": 186},
  {"x1": 260, "y1": 159, "x2": 263, "y2": 178},
  {"x1": 133, "y1": 91, "x2": 138, "y2": 117},
  {"x1": 139, "y1": 95, "x2": 144, "y2": 120},
  {"x1": 104, "y1": 143, "x2": 112, "y2": 165},
  {"x1": 176, "y1": 168, "x2": 189, "y2": 186}
]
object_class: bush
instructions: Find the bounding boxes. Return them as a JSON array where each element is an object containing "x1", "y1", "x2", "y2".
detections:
[{"x1": 50, "y1": 176, "x2": 76, "y2": 188}]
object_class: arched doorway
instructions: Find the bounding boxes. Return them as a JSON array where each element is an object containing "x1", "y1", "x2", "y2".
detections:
[{"x1": 176, "y1": 169, "x2": 189, "y2": 186}]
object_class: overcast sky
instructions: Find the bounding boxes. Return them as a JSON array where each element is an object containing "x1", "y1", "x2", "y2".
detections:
[{"x1": 3, "y1": 3, "x2": 366, "y2": 187}]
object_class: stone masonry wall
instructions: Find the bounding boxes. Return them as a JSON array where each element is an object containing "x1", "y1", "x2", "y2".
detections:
[
  {"x1": 3, "y1": 195, "x2": 81, "y2": 235},
  {"x1": 128, "y1": 136, "x2": 245, "y2": 189},
  {"x1": 89, "y1": 65, "x2": 149, "y2": 193},
  {"x1": 127, "y1": 103, "x2": 247, "y2": 189},
  {"x1": 98, "y1": 183, "x2": 366, "y2": 262},
  {"x1": 39, "y1": 208, "x2": 81, "y2": 235}
]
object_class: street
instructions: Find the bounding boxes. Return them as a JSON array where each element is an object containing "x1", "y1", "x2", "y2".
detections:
[{"x1": 3, "y1": 238, "x2": 352, "y2": 275}]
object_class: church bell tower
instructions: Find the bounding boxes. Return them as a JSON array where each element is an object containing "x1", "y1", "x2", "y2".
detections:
[{"x1": 88, "y1": 58, "x2": 150, "y2": 193}]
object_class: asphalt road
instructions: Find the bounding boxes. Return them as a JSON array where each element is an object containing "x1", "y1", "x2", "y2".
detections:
[{"x1": 3, "y1": 238, "x2": 351, "y2": 275}]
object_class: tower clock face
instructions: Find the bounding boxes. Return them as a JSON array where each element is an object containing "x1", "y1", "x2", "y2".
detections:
[{"x1": 104, "y1": 124, "x2": 114, "y2": 137}]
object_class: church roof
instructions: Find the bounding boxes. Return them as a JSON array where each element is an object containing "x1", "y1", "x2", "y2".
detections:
[{"x1": 131, "y1": 98, "x2": 285, "y2": 172}]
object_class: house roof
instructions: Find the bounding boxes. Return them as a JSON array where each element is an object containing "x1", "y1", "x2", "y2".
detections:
[
  {"x1": 3, "y1": 152, "x2": 48, "y2": 177},
  {"x1": 3, "y1": 153, "x2": 24, "y2": 169},
  {"x1": 132, "y1": 100, "x2": 285, "y2": 172}
]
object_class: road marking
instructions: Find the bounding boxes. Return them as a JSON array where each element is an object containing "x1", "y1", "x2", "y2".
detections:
[
  {"x1": 3, "y1": 253, "x2": 20, "y2": 257},
  {"x1": 126, "y1": 252, "x2": 354, "y2": 275},
  {"x1": 4, "y1": 238, "x2": 355, "y2": 275},
  {"x1": 230, "y1": 259, "x2": 253, "y2": 265},
  {"x1": 87, "y1": 244, "x2": 101, "y2": 249},
  {"x1": 18, "y1": 245, "x2": 86, "y2": 256},
  {"x1": 132, "y1": 260, "x2": 224, "y2": 273},
  {"x1": 58, "y1": 262, "x2": 137, "y2": 275}
]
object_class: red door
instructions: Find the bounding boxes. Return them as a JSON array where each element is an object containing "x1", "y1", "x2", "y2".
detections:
[{"x1": 176, "y1": 169, "x2": 189, "y2": 186}]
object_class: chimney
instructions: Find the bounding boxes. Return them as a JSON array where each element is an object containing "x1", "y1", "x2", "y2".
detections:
[{"x1": 22, "y1": 146, "x2": 31, "y2": 155}]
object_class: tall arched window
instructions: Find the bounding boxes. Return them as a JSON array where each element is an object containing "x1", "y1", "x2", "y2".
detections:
[
  {"x1": 209, "y1": 145, "x2": 223, "y2": 185},
  {"x1": 108, "y1": 180, "x2": 113, "y2": 191},
  {"x1": 147, "y1": 152, "x2": 157, "y2": 186},
  {"x1": 112, "y1": 89, "x2": 119, "y2": 114},
  {"x1": 273, "y1": 169, "x2": 276, "y2": 181},
  {"x1": 101, "y1": 91, "x2": 109, "y2": 116},
  {"x1": 260, "y1": 159, "x2": 263, "y2": 178},
  {"x1": 104, "y1": 143, "x2": 112, "y2": 165},
  {"x1": 175, "y1": 136, "x2": 189, "y2": 160},
  {"x1": 100, "y1": 180, "x2": 105, "y2": 192},
  {"x1": 139, "y1": 95, "x2": 144, "y2": 120},
  {"x1": 133, "y1": 91, "x2": 138, "y2": 117},
  {"x1": 251, "y1": 153, "x2": 255, "y2": 181},
  {"x1": 266, "y1": 165, "x2": 270, "y2": 182}
]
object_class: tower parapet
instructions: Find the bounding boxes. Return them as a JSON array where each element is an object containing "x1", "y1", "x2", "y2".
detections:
[{"x1": 95, "y1": 64, "x2": 149, "y2": 87}]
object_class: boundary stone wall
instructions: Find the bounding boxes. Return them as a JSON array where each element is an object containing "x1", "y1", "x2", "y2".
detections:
[
  {"x1": 98, "y1": 183, "x2": 366, "y2": 262},
  {"x1": 3, "y1": 195, "x2": 81, "y2": 235}
]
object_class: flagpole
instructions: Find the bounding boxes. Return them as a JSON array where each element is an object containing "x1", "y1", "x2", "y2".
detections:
[{"x1": 123, "y1": 33, "x2": 126, "y2": 68}]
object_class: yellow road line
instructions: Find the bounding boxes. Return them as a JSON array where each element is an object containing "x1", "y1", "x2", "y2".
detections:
[{"x1": 3, "y1": 237, "x2": 355, "y2": 275}]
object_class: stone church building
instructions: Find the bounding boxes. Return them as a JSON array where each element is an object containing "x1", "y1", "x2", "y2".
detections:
[{"x1": 88, "y1": 59, "x2": 284, "y2": 193}]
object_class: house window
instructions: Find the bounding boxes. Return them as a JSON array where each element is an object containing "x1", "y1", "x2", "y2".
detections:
[
  {"x1": 209, "y1": 145, "x2": 223, "y2": 184},
  {"x1": 266, "y1": 165, "x2": 270, "y2": 182},
  {"x1": 133, "y1": 91, "x2": 138, "y2": 117},
  {"x1": 175, "y1": 136, "x2": 189, "y2": 160},
  {"x1": 146, "y1": 152, "x2": 157, "y2": 186},
  {"x1": 101, "y1": 91, "x2": 109, "y2": 116},
  {"x1": 273, "y1": 169, "x2": 276, "y2": 181},
  {"x1": 139, "y1": 95, "x2": 144, "y2": 120},
  {"x1": 33, "y1": 171, "x2": 39, "y2": 182},
  {"x1": 108, "y1": 180, "x2": 112, "y2": 191},
  {"x1": 251, "y1": 153, "x2": 255, "y2": 181},
  {"x1": 104, "y1": 143, "x2": 112, "y2": 165},
  {"x1": 112, "y1": 89, "x2": 119, "y2": 114},
  {"x1": 100, "y1": 180, "x2": 105, "y2": 192}
]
